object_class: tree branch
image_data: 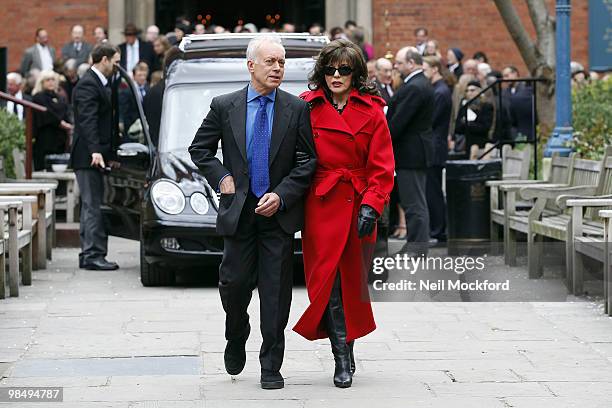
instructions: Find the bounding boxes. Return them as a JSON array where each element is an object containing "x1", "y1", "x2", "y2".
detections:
[
  {"x1": 493, "y1": 0, "x2": 540, "y2": 73},
  {"x1": 526, "y1": 0, "x2": 556, "y2": 66}
]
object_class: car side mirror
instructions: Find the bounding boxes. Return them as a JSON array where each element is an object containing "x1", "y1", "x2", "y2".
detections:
[{"x1": 117, "y1": 142, "x2": 150, "y2": 169}]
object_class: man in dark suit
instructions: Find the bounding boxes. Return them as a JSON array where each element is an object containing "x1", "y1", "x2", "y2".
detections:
[
  {"x1": 387, "y1": 47, "x2": 435, "y2": 256},
  {"x1": 189, "y1": 36, "x2": 316, "y2": 390},
  {"x1": 119, "y1": 64, "x2": 149, "y2": 140},
  {"x1": 502, "y1": 66, "x2": 535, "y2": 140},
  {"x1": 423, "y1": 56, "x2": 452, "y2": 243},
  {"x1": 373, "y1": 57, "x2": 394, "y2": 103},
  {"x1": 60, "y1": 25, "x2": 93, "y2": 66},
  {"x1": 118, "y1": 24, "x2": 156, "y2": 74},
  {"x1": 70, "y1": 43, "x2": 121, "y2": 271}
]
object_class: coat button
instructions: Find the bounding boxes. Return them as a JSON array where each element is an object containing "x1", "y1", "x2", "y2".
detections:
[
  {"x1": 347, "y1": 197, "x2": 352, "y2": 202},
  {"x1": 242, "y1": 169, "x2": 248, "y2": 175},
  {"x1": 243, "y1": 191, "x2": 247, "y2": 196}
]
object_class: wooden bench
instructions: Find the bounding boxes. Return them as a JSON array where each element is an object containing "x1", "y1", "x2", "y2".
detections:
[
  {"x1": 501, "y1": 144, "x2": 532, "y2": 180},
  {"x1": 599, "y1": 209, "x2": 612, "y2": 316},
  {"x1": 0, "y1": 199, "x2": 35, "y2": 298},
  {"x1": 487, "y1": 152, "x2": 575, "y2": 261},
  {"x1": 517, "y1": 148, "x2": 611, "y2": 281},
  {"x1": 553, "y1": 153, "x2": 612, "y2": 294},
  {"x1": 32, "y1": 170, "x2": 80, "y2": 223},
  {"x1": 0, "y1": 183, "x2": 56, "y2": 270},
  {"x1": 497, "y1": 154, "x2": 602, "y2": 271}
]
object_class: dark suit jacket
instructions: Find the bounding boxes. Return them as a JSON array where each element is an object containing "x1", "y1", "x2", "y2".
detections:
[
  {"x1": 374, "y1": 80, "x2": 393, "y2": 103},
  {"x1": 431, "y1": 79, "x2": 452, "y2": 167},
  {"x1": 386, "y1": 71, "x2": 435, "y2": 169},
  {"x1": 60, "y1": 41, "x2": 93, "y2": 65},
  {"x1": 119, "y1": 83, "x2": 150, "y2": 137},
  {"x1": 143, "y1": 79, "x2": 164, "y2": 147},
  {"x1": 189, "y1": 86, "x2": 317, "y2": 236},
  {"x1": 119, "y1": 40, "x2": 156, "y2": 71},
  {"x1": 69, "y1": 69, "x2": 114, "y2": 169},
  {"x1": 503, "y1": 83, "x2": 535, "y2": 140}
]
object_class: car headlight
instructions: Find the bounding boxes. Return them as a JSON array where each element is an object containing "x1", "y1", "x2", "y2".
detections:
[
  {"x1": 151, "y1": 181, "x2": 185, "y2": 214},
  {"x1": 190, "y1": 192, "x2": 210, "y2": 215}
]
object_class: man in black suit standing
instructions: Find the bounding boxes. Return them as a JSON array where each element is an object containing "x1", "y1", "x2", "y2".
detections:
[
  {"x1": 61, "y1": 25, "x2": 93, "y2": 66},
  {"x1": 189, "y1": 36, "x2": 316, "y2": 390},
  {"x1": 373, "y1": 57, "x2": 394, "y2": 103},
  {"x1": 387, "y1": 47, "x2": 435, "y2": 256},
  {"x1": 70, "y1": 43, "x2": 121, "y2": 271},
  {"x1": 118, "y1": 24, "x2": 155, "y2": 74}
]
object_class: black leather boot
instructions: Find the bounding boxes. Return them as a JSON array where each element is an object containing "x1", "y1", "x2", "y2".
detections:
[
  {"x1": 326, "y1": 274, "x2": 352, "y2": 388},
  {"x1": 349, "y1": 341, "x2": 355, "y2": 374}
]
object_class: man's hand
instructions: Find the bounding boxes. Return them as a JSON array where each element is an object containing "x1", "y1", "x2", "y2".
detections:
[
  {"x1": 91, "y1": 153, "x2": 105, "y2": 168},
  {"x1": 220, "y1": 176, "x2": 235, "y2": 194},
  {"x1": 60, "y1": 120, "x2": 73, "y2": 131},
  {"x1": 255, "y1": 192, "x2": 281, "y2": 217}
]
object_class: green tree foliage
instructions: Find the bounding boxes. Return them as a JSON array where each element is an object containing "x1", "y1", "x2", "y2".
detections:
[
  {"x1": 0, "y1": 109, "x2": 25, "y2": 179},
  {"x1": 570, "y1": 78, "x2": 612, "y2": 159}
]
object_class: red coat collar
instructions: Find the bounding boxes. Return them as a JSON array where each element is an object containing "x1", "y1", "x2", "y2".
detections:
[
  {"x1": 301, "y1": 88, "x2": 386, "y2": 109},
  {"x1": 301, "y1": 88, "x2": 385, "y2": 136}
]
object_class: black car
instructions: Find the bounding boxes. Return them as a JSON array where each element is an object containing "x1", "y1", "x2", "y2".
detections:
[{"x1": 103, "y1": 33, "x2": 389, "y2": 286}]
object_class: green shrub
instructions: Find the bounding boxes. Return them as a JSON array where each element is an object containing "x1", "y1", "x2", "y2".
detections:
[
  {"x1": 0, "y1": 108, "x2": 25, "y2": 179},
  {"x1": 570, "y1": 77, "x2": 612, "y2": 159}
]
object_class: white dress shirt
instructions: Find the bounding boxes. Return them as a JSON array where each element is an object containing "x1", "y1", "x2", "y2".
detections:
[
  {"x1": 36, "y1": 43, "x2": 54, "y2": 71},
  {"x1": 6, "y1": 91, "x2": 24, "y2": 120},
  {"x1": 126, "y1": 39, "x2": 140, "y2": 73},
  {"x1": 91, "y1": 66, "x2": 108, "y2": 86},
  {"x1": 404, "y1": 68, "x2": 424, "y2": 84}
]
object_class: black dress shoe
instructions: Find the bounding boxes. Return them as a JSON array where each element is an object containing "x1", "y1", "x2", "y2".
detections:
[
  {"x1": 224, "y1": 324, "x2": 250, "y2": 376},
  {"x1": 261, "y1": 370, "x2": 284, "y2": 389},
  {"x1": 82, "y1": 259, "x2": 120, "y2": 270}
]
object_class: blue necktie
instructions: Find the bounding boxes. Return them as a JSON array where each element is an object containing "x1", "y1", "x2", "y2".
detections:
[{"x1": 250, "y1": 96, "x2": 271, "y2": 197}]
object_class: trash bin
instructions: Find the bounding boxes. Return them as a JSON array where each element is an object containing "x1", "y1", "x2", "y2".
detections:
[{"x1": 445, "y1": 159, "x2": 502, "y2": 255}]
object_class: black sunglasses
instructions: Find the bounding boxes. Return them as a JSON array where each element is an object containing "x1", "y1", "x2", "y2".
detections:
[{"x1": 323, "y1": 65, "x2": 353, "y2": 76}]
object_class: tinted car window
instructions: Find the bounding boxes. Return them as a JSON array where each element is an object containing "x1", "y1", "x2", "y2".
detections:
[{"x1": 160, "y1": 81, "x2": 309, "y2": 154}]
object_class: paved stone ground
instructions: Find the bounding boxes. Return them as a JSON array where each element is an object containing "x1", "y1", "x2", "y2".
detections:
[{"x1": 1, "y1": 237, "x2": 612, "y2": 407}]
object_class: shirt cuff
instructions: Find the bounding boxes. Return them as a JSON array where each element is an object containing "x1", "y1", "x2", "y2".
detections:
[{"x1": 217, "y1": 173, "x2": 231, "y2": 193}]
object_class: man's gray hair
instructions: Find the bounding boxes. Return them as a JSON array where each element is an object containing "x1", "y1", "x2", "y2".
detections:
[
  {"x1": 246, "y1": 35, "x2": 284, "y2": 62},
  {"x1": 7, "y1": 72, "x2": 23, "y2": 84}
]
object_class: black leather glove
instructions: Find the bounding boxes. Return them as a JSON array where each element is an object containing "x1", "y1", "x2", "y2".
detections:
[
  {"x1": 295, "y1": 150, "x2": 310, "y2": 166},
  {"x1": 357, "y1": 205, "x2": 379, "y2": 238}
]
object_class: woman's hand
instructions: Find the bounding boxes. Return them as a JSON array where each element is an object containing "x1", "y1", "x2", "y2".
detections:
[{"x1": 357, "y1": 205, "x2": 379, "y2": 238}]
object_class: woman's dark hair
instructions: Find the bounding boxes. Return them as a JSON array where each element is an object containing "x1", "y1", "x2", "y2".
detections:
[{"x1": 308, "y1": 39, "x2": 378, "y2": 96}]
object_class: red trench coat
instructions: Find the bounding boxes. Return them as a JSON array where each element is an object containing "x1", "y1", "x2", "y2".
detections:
[{"x1": 292, "y1": 88, "x2": 395, "y2": 342}]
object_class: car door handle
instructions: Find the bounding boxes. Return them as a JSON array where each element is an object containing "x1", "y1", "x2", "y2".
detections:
[{"x1": 118, "y1": 149, "x2": 138, "y2": 157}]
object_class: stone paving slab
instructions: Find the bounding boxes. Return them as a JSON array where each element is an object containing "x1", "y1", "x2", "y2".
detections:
[{"x1": 0, "y1": 237, "x2": 611, "y2": 407}]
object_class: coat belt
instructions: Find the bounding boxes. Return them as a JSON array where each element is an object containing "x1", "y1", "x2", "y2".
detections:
[{"x1": 313, "y1": 168, "x2": 368, "y2": 197}]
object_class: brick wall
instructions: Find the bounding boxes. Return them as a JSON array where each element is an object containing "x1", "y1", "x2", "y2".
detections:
[
  {"x1": 1, "y1": 0, "x2": 109, "y2": 73},
  {"x1": 372, "y1": 0, "x2": 589, "y2": 74}
]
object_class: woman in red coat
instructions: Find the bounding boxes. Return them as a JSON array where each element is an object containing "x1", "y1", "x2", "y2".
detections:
[{"x1": 293, "y1": 39, "x2": 395, "y2": 388}]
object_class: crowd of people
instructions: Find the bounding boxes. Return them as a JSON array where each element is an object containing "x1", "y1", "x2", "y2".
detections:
[{"x1": 3, "y1": 18, "x2": 608, "y2": 244}]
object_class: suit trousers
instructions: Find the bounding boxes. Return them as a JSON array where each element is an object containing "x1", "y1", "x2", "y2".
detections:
[
  {"x1": 396, "y1": 168, "x2": 430, "y2": 255},
  {"x1": 75, "y1": 169, "x2": 108, "y2": 263},
  {"x1": 219, "y1": 192, "x2": 294, "y2": 373},
  {"x1": 426, "y1": 166, "x2": 447, "y2": 241}
]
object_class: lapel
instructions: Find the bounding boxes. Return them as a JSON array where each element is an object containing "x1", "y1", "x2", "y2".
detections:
[
  {"x1": 32, "y1": 46, "x2": 42, "y2": 70},
  {"x1": 269, "y1": 89, "x2": 292, "y2": 165},
  {"x1": 228, "y1": 86, "x2": 248, "y2": 163},
  {"x1": 306, "y1": 89, "x2": 373, "y2": 136},
  {"x1": 88, "y1": 69, "x2": 111, "y2": 106}
]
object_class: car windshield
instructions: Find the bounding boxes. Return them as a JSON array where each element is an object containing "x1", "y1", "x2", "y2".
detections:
[{"x1": 160, "y1": 81, "x2": 309, "y2": 154}]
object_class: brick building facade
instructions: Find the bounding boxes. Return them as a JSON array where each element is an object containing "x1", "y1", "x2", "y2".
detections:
[
  {"x1": 372, "y1": 0, "x2": 589, "y2": 74},
  {"x1": 0, "y1": 0, "x2": 589, "y2": 75},
  {"x1": 1, "y1": 0, "x2": 108, "y2": 72}
]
